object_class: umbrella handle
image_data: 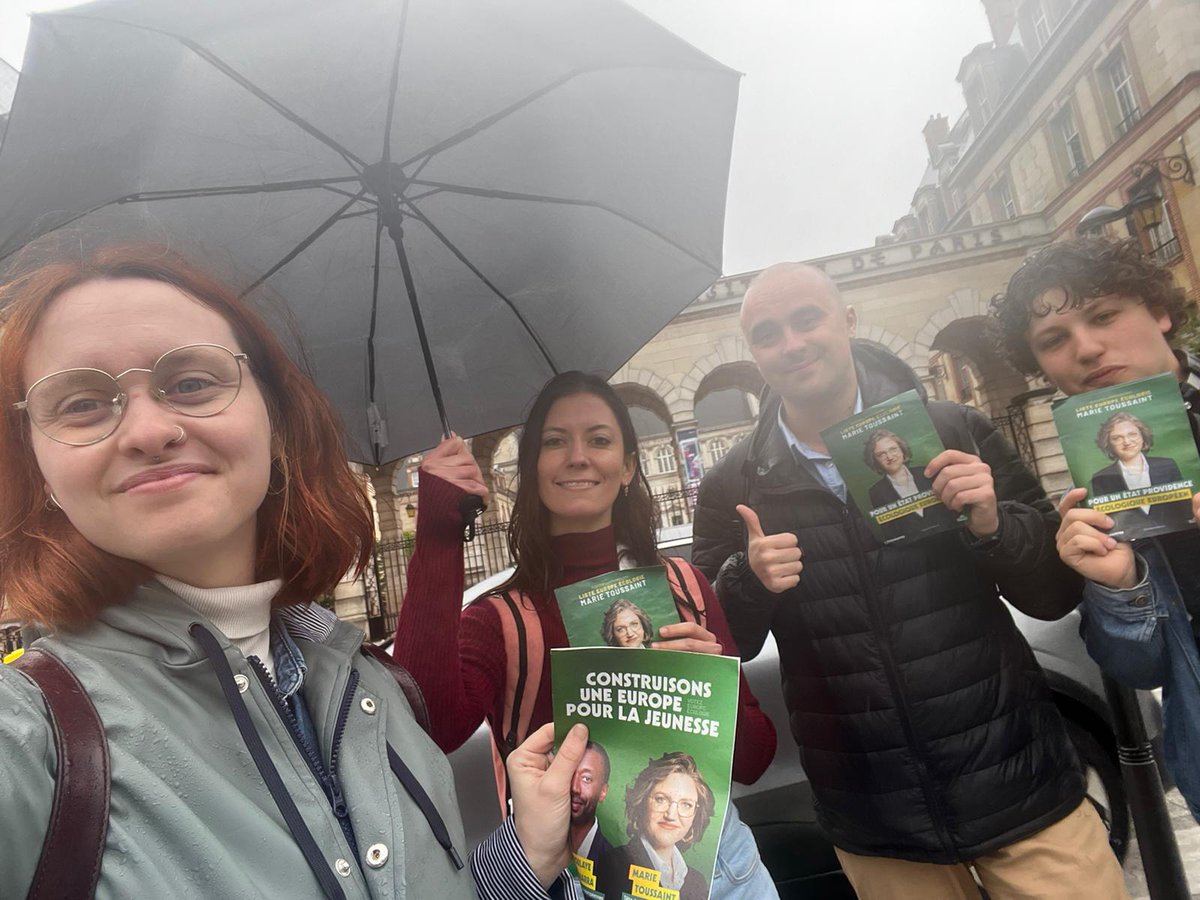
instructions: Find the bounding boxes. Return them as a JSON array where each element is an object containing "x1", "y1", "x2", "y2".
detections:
[{"x1": 459, "y1": 493, "x2": 486, "y2": 543}]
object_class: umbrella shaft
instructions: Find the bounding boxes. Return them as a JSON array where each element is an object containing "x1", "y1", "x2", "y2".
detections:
[{"x1": 384, "y1": 218, "x2": 451, "y2": 438}]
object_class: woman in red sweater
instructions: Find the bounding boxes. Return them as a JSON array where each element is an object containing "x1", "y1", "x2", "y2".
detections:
[{"x1": 394, "y1": 371, "x2": 778, "y2": 898}]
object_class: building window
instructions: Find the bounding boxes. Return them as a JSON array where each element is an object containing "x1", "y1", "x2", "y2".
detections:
[
  {"x1": 653, "y1": 444, "x2": 676, "y2": 475},
  {"x1": 1021, "y1": 0, "x2": 1053, "y2": 50},
  {"x1": 992, "y1": 176, "x2": 1017, "y2": 221},
  {"x1": 965, "y1": 76, "x2": 991, "y2": 125},
  {"x1": 707, "y1": 437, "x2": 729, "y2": 467},
  {"x1": 1133, "y1": 178, "x2": 1182, "y2": 263},
  {"x1": 1104, "y1": 50, "x2": 1140, "y2": 137},
  {"x1": 1052, "y1": 106, "x2": 1087, "y2": 182}
]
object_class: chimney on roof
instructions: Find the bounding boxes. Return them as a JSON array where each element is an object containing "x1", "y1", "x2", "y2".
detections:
[{"x1": 923, "y1": 114, "x2": 950, "y2": 161}]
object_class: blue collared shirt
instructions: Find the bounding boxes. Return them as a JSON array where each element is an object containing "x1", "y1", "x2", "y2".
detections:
[{"x1": 777, "y1": 389, "x2": 863, "y2": 502}]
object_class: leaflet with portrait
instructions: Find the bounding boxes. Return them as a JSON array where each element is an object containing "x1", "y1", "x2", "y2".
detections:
[
  {"x1": 1052, "y1": 372, "x2": 1200, "y2": 541},
  {"x1": 553, "y1": 648, "x2": 739, "y2": 900},
  {"x1": 820, "y1": 388, "x2": 965, "y2": 544},
  {"x1": 555, "y1": 567, "x2": 682, "y2": 651}
]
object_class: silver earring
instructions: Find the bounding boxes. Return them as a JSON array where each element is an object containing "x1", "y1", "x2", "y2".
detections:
[
  {"x1": 623, "y1": 483, "x2": 630, "y2": 498},
  {"x1": 45, "y1": 493, "x2": 60, "y2": 511}
]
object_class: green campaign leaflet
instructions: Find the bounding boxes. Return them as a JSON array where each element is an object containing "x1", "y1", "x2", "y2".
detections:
[
  {"x1": 555, "y1": 567, "x2": 680, "y2": 650},
  {"x1": 820, "y1": 389, "x2": 964, "y2": 544},
  {"x1": 553, "y1": 648, "x2": 739, "y2": 900},
  {"x1": 1052, "y1": 372, "x2": 1200, "y2": 541}
]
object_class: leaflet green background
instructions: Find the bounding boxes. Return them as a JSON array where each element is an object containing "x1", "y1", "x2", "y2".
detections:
[
  {"x1": 555, "y1": 567, "x2": 680, "y2": 649},
  {"x1": 820, "y1": 389, "x2": 961, "y2": 536},
  {"x1": 553, "y1": 647, "x2": 740, "y2": 895},
  {"x1": 1052, "y1": 373, "x2": 1200, "y2": 504}
]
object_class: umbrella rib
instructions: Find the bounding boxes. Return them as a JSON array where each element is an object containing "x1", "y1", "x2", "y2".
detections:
[
  {"x1": 115, "y1": 177, "x2": 364, "y2": 204},
  {"x1": 400, "y1": 200, "x2": 558, "y2": 373},
  {"x1": 398, "y1": 69, "x2": 587, "y2": 170},
  {"x1": 380, "y1": 0, "x2": 411, "y2": 166},
  {"x1": 174, "y1": 36, "x2": 368, "y2": 172},
  {"x1": 410, "y1": 180, "x2": 718, "y2": 273},
  {"x1": 240, "y1": 189, "x2": 369, "y2": 296},
  {"x1": 399, "y1": 62, "x2": 717, "y2": 172}
]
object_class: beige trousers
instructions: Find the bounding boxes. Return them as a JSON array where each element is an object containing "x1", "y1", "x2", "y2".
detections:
[{"x1": 834, "y1": 800, "x2": 1130, "y2": 900}]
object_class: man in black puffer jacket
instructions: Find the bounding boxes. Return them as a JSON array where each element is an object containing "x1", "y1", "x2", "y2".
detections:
[{"x1": 694, "y1": 263, "x2": 1128, "y2": 899}]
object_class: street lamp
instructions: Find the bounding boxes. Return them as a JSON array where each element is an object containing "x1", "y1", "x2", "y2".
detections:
[
  {"x1": 1075, "y1": 190, "x2": 1161, "y2": 237},
  {"x1": 1076, "y1": 153, "x2": 1193, "y2": 238},
  {"x1": 405, "y1": 501, "x2": 416, "y2": 519}
]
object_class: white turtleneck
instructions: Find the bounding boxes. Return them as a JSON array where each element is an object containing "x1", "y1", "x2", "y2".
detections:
[{"x1": 156, "y1": 574, "x2": 284, "y2": 678}]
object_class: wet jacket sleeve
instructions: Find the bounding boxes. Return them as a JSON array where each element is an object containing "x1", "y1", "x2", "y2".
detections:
[
  {"x1": 693, "y1": 461, "x2": 782, "y2": 661},
  {"x1": 471, "y1": 817, "x2": 582, "y2": 899},
  {"x1": 1078, "y1": 554, "x2": 1168, "y2": 689},
  {"x1": 960, "y1": 405, "x2": 1083, "y2": 620},
  {"x1": 687, "y1": 562, "x2": 777, "y2": 784},
  {"x1": 0, "y1": 667, "x2": 55, "y2": 896},
  {"x1": 392, "y1": 472, "x2": 506, "y2": 753}
]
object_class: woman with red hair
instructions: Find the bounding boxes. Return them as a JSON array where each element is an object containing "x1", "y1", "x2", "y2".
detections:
[{"x1": 0, "y1": 243, "x2": 586, "y2": 899}]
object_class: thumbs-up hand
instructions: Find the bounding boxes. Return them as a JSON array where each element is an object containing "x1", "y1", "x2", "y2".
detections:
[{"x1": 736, "y1": 504, "x2": 803, "y2": 593}]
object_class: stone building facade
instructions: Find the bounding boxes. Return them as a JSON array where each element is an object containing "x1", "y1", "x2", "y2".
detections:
[{"x1": 369, "y1": 0, "x2": 1198, "y2": 545}]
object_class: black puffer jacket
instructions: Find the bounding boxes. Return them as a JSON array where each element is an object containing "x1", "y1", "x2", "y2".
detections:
[{"x1": 693, "y1": 343, "x2": 1085, "y2": 862}]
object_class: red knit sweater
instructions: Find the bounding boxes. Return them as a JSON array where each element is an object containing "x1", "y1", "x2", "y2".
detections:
[{"x1": 393, "y1": 472, "x2": 777, "y2": 785}]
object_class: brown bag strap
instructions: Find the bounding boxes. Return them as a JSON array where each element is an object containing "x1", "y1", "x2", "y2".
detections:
[
  {"x1": 11, "y1": 648, "x2": 110, "y2": 900},
  {"x1": 360, "y1": 642, "x2": 432, "y2": 736}
]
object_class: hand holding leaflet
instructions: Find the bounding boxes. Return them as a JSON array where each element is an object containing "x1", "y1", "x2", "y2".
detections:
[
  {"x1": 1051, "y1": 373, "x2": 1200, "y2": 541},
  {"x1": 509, "y1": 722, "x2": 590, "y2": 889},
  {"x1": 1055, "y1": 488, "x2": 1138, "y2": 589},
  {"x1": 925, "y1": 449, "x2": 999, "y2": 539}
]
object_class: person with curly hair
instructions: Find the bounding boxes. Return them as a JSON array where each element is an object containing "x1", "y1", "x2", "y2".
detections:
[
  {"x1": 992, "y1": 235, "x2": 1200, "y2": 821},
  {"x1": 594, "y1": 752, "x2": 717, "y2": 900},
  {"x1": 601, "y1": 598, "x2": 653, "y2": 648},
  {"x1": 1089, "y1": 412, "x2": 1191, "y2": 536}
]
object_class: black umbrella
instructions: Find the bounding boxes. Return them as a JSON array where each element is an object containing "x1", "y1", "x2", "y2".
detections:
[{"x1": 0, "y1": 0, "x2": 738, "y2": 471}]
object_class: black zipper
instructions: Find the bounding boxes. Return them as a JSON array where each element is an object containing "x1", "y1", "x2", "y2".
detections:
[
  {"x1": 190, "y1": 625, "x2": 346, "y2": 900},
  {"x1": 249, "y1": 658, "x2": 358, "y2": 856},
  {"x1": 841, "y1": 505, "x2": 960, "y2": 859},
  {"x1": 249, "y1": 657, "x2": 327, "y2": 787},
  {"x1": 327, "y1": 670, "x2": 361, "y2": 821}
]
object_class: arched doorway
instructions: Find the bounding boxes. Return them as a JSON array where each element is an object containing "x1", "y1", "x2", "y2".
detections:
[
  {"x1": 929, "y1": 317, "x2": 1028, "y2": 420},
  {"x1": 694, "y1": 362, "x2": 762, "y2": 469}
]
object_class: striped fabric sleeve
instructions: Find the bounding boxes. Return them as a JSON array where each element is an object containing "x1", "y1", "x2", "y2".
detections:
[
  {"x1": 470, "y1": 818, "x2": 582, "y2": 900},
  {"x1": 276, "y1": 601, "x2": 338, "y2": 643}
]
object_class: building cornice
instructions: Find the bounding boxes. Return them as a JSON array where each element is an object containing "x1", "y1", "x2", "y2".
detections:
[{"x1": 682, "y1": 216, "x2": 1052, "y2": 316}]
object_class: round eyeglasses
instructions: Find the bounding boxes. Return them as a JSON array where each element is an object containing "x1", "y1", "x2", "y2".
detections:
[
  {"x1": 14, "y1": 343, "x2": 250, "y2": 446},
  {"x1": 649, "y1": 794, "x2": 696, "y2": 817}
]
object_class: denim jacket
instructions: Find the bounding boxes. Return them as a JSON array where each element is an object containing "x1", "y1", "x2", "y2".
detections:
[
  {"x1": 1081, "y1": 541, "x2": 1200, "y2": 821},
  {"x1": 1078, "y1": 352, "x2": 1200, "y2": 822}
]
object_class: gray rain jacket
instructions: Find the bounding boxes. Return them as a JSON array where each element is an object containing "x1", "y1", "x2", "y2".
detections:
[{"x1": 0, "y1": 581, "x2": 476, "y2": 899}]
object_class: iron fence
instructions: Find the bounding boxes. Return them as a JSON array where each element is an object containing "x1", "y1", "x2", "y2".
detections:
[
  {"x1": 362, "y1": 486, "x2": 702, "y2": 639},
  {"x1": 993, "y1": 409, "x2": 1037, "y2": 476},
  {"x1": 654, "y1": 485, "x2": 699, "y2": 528}
]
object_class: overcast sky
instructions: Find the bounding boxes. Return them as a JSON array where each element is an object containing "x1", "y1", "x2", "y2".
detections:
[{"x1": 0, "y1": 0, "x2": 993, "y2": 275}]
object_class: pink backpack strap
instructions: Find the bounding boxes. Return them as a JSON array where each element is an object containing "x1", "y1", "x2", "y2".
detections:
[
  {"x1": 480, "y1": 590, "x2": 544, "y2": 816},
  {"x1": 664, "y1": 556, "x2": 708, "y2": 625}
]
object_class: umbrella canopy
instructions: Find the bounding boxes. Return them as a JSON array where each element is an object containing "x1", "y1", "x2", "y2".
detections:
[{"x1": 0, "y1": 0, "x2": 738, "y2": 465}]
